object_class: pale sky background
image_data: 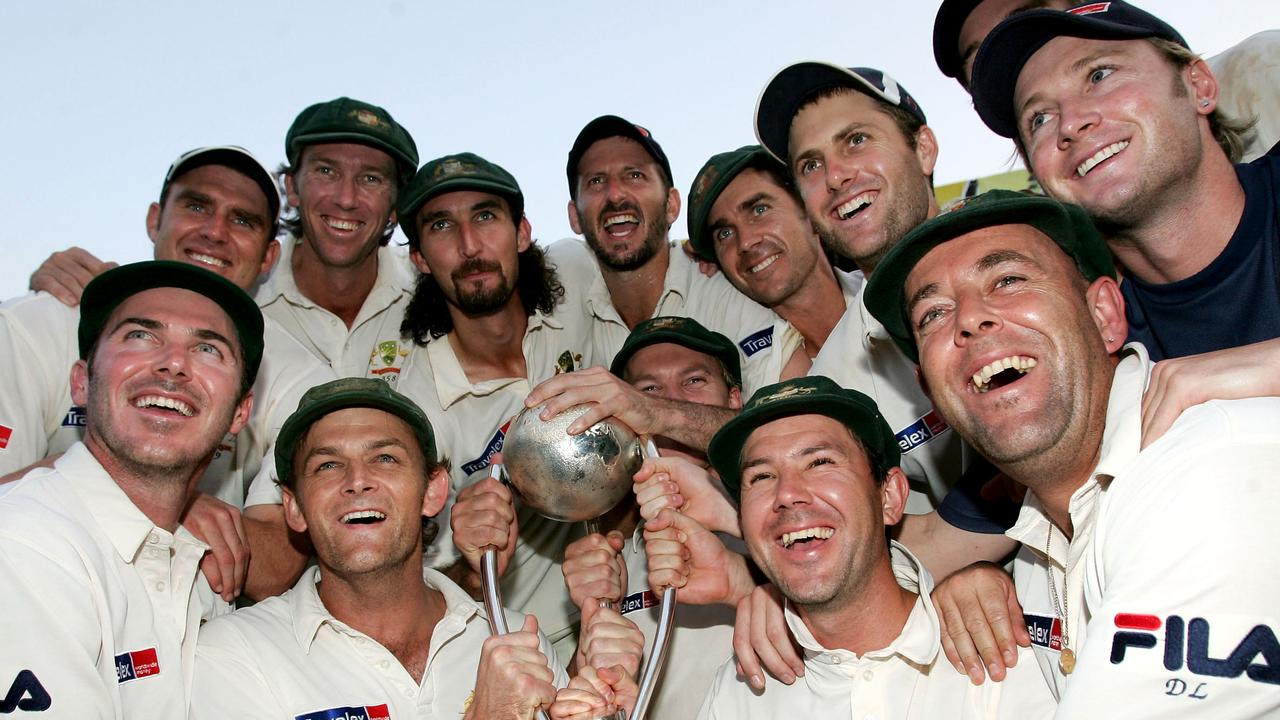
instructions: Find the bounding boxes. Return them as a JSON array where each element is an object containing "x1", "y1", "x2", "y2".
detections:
[{"x1": 2, "y1": 1, "x2": 1274, "y2": 299}]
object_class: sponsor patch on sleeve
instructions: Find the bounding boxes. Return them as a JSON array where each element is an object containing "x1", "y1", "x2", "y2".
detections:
[
  {"x1": 460, "y1": 420, "x2": 512, "y2": 476},
  {"x1": 115, "y1": 647, "x2": 160, "y2": 683},
  {"x1": 738, "y1": 327, "x2": 774, "y2": 358},
  {"x1": 296, "y1": 705, "x2": 392, "y2": 720},
  {"x1": 60, "y1": 405, "x2": 87, "y2": 428},
  {"x1": 620, "y1": 590, "x2": 658, "y2": 616},
  {"x1": 0, "y1": 423, "x2": 11, "y2": 450},
  {"x1": 894, "y1": 409, "x2": 950, "y2": 454}
]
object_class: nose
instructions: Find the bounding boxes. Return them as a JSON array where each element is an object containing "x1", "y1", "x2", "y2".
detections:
[
  {"x1": 605, "y1": 175, "x2": 628, "y2": 204},
  {"x1": 773, "y1": 468, "x2": 811, "y2": 511},
  {"x1": 200, "y1": 211, "x2": 232, "y2": 244},
  {"x1": 152, "y1": 339, "x2": 191, "y2": 381},
  {"x1": 825, "y1": 156, "x2": 855, "y2": 194},
  {"x1": 342, "y1": 462, "x2": 377, "y2": 496},
  {"x1": 334, "y1": 173, "x2": 360, "y2": 209},
  {"x1": 458, "y1": 220, "x2": 482, "y2": 258},
  {"x1": 1057, "y1": 98, "x2": 1101, "y2": 150},
  {"x1": 953, "y1": 287, "x2": 1002, "y2": 345}
]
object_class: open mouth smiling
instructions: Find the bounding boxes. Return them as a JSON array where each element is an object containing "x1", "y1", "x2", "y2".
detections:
[
  {"x1": 1076, "y1": 141, "x2": 1128, "y2": 177},
  {"x1": 133, "y1": 394, "x2": 195, "y2": 417},
  {"x1": 835, "y1": 191, "x2": 875, "y2": 220},
  {"x1": 341, "y1": 510, "x2": 387, "y2": 525},
  {"x1": 780, "y1": 526, "x2": 834, "y2": 549},
  {"x1": 970, "y1": 355, "x2": 1037, "y2": 394}
]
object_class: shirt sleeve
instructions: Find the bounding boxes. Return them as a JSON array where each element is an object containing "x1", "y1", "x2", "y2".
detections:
[
  {"x1": 0, "y1": 301, "x2": 66, "y2": 475},
  {"x1": 190, "y1": 624, "x2": 282, "y2": 720},
  {"x1": 1056, "y1": 401, "x2": 1280, "y2": 719},
  {"x1": 242, "y1": 448, "x2": 284, "y2": 508},
  {"x1": 0, "y1": 535, "x2": 113, "y2": 718}
]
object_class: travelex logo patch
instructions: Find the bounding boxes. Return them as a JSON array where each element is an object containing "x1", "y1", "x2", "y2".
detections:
[
  {"x1": 61, "y1": 406, "x2": 87, "y2": 428},
  {"x1": 738, "y1": 327, "x2": 773, "y2": 358},
  {"x1": 461, "y1": 419, "x2": 512, "y2": 476},
  {"x1": 115, "y1": 648, "x2": 160, "y2": 684},
  {"x1": 0, "y1": 424, "x2": 11, "y2": 450},
  {"x1": 1110, "y1": 613, "x2": 1280, "y2": 685},
  {"x1": 620, "y1": 590, "x2": 658, "y2": 616},
  {"x1": 1025, "y1": 614, "x2": 1066, "y2": 652},
  {"x1": 296, "y1": 704, "x2": 391, "y2": 720},
  {"x1": 895, "y1": 410, "x2": 950, "y2": 454}
]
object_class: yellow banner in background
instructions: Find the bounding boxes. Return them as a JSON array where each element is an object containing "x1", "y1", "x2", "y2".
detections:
[{"x1": 935, "y1": 169, "x2": 1042, "y2": 208}]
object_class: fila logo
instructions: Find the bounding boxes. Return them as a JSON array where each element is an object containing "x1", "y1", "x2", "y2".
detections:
[
  {"x1": 295, "y1": 704, "x2": 391, "y2": 720},
  {"x1": 1110, "y1": 613, "x2": 1280, "y2": 685},
  {"x1": 115, "y1": 648, "x2": 161, "y2": 684},
  {"x1": 1069, "y1": 2, "x2": 1111, "y2": 15},
  {"x1": 1, "y1": 671, "x2": 51, "y2": 713}
]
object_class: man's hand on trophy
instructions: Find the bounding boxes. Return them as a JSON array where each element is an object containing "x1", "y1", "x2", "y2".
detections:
[
  {"x1": 550, "y1": 665, "x2": 638, "y2": 720},
  {"x1": 644, "y1": 508, "x2": 754, "y2": 606},
  {"x1": 467, "y1": 614, "x2": 558, "y2": 720},
  {"x1": 574, "y1": 601, "x2": 645, "y2": 679},
  {"x1": 452, "y1": 455, "x2": 519, "y2": 576},
  {"x1": 563, "y1": 531, "x2": 629, "y2": 610},
  {"x1": 633, "y1": 456, "x2": 739, "y2": 537},
  {"x1": 526, "y1": 366, "x2": 660, "y2": 437}
]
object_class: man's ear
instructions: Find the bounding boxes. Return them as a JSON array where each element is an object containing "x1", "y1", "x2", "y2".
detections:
[
  {"x1": 880, "y1": 466, "x2": 911, "y2": 527},
  {"x1": 664, "y1": 186, "x2": 682, "y2": 226},
  {"x1": 227, "y1": 391, "x2": 254, "y2": 437},
  {"x1": 516, "y1": 216, "x2": 533, "y2": 254},
  {"x1": 282, "y1": 487, "x2": 308, "y2": 534},
  {"x1": 1086, "y1": 276, "x2": 1128, "y2": 354},
  {"x1": 257, "y1": 240, "x2": 281, "y2": 278},
  {"x1": 727, "y1": 386, "x2": 743, "y2": 411},
  {"x1": 422, "y1": 466, "x2": 450, "y2": 519},
  {"x1": 70, "y1": 359, "x2": 90, "y2": 407},
  {"x1": 146, "y1": 202, "x2": 162, "y2": 244},
  {"x1": 409, "y1": 246, "x2": 432, "y2": 275},
  {"x1": 1186, "y1": 57, "x2": 1221, "y2": 116},
  {"x1": 284, "y1": 173, "x2": 301, "y2": 211},
  {"x1": 567, "y1": 200, "x2": 583, "y2": 235},
  {"x1": 913, "y1": 125, "x2": 940, "y2": 178}
]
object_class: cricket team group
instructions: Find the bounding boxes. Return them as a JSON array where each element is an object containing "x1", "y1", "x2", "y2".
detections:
[{"x1": 2, "y1": 1, "x2": 1278, "y2": 718}]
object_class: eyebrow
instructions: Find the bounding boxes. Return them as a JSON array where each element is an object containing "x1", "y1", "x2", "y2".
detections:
[
  {"x1": 738, "y1": 192, "x2": 774, "y2": 213},
  {"x1": 301, "y1": 436, "x2": 411, "y2": 467},
  {"x1": 1019, "y1": 48, "x2": 1120, "y2": 114},
  {"x1": 110, "y1": 316, "x2": 237, "y2": 354},
  {"x1": 740, "y1": 442, "x2": 840, "y2": 472},
  {"x1": 906, "y1": 249, "x2": 1039, "y2": 316},
  {"x1": 627, "y1": 361, "x2": 715, "y2": 385},
  {"x1": 173, "y1": 187, "x2": 267, "y2": 229}
]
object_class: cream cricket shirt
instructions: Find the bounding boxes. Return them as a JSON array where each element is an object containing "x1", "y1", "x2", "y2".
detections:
[
  {"x1": 808, "y1": 280, "x2": 971, "y2": 512},
  {"x1": 0, "y1": 291, "x2": 334, "y2": 507},
  {"x1": 619, "y1": 522, "x2": 738, "y2": 720},
  {"x1": 392, "y1": 309, "x2": 596, "y2": 665},
  {"x1": 256, "y1": 238, "x2": 416, "y2": 381},
  {"x1": 0, "y1": 443, "x2": 215, "y2": 718},
  {"x1": 191, "y1": 566, "x2": 568, "y2": 720},
  {"x1": 546, "y1": 239, "x2": 792, "y2": 396},
  {"x1": 697, "y1": 544, "x2": 1055, "y2": 720},
  {"x1": 1010, "y1": 344, "x2": 1280, "y2": 719}
]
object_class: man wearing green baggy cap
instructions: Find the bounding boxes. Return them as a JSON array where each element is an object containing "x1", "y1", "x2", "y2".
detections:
[
  {"x1": 686, "y1": 145, "x2": 851, "y2": 375},
  {"x1": 191, "y1": 377, "x2": 585, "y2": 719},
  {"x1": 0, "y1": 261, "x2": 263, "y2": 718},
  {"x1": 863, "y1": 189, "x2": 1280, "y2": 716},
  {"x1": 682, "y1": 375, "x2": 1052, "y2": 718},
  {"x1": 262, "y1": 96, "x2": 422, "y2": 379},
  {"x1": 390, "y1": 151, "x2": 598, "y2": 665}
]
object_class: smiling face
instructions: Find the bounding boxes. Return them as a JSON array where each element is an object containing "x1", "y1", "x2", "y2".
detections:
[
  {"x1": 788, "y1": 90, "x2": 937, "y2": 273},
  {"x1": 283, "y1": 406, "x2": 447, "y2": 578},
  {"x1": 71, "y1": 287, "x2": 252, "y2": 478},
  {"x1": 1013, "y1": 37, "x2": 1213, "y2": 230},
  {"x1": 622, "y1": 342, "x2": 741, "y2": 465},
  {"x1": 905, "y1": 225, "x2": 1124, "y2": 483},
  {"x1": 286, "y1": 143, "x2": 398, "y2": 270},
  {"x1": 707, "y1": 168, "x2": 823, "y2": 307},
  {"x1": 409, "y1": 190, "x2": 531, "y2": 316},
  {"x1": 738, "y1": 413, "x2": 904, "y2": 613},
  {"x1": 148, "y1": 164, "x2": 279, "y2": 290},
  {"x1": 569, "y1": 136, "x2": 680, "y2": 271}
]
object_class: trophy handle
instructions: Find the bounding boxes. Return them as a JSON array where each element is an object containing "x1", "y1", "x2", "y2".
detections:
[
  {"x1": 628, "y1": 586, "x2": 676, "y2": 720},
  {"x1": 479, "y1": 464, "x2": 551, "y2": 720}
]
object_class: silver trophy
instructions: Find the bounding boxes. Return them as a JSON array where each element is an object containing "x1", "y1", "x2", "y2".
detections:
[{"x1": 482, "y1": 404, "x2": 677, "y2": 720}]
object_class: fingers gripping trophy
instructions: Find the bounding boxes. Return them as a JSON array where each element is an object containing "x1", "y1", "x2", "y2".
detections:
[{"x1": 483, "y1": 404, "x2": 676, "y2": 720}]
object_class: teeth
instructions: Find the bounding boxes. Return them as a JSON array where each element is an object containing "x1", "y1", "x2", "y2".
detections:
[
  {"x1": 604, "y1": 214, "x2": 639, "y2": 227},
  {"x1": 325, "y1": 217, "x2": 361, "y2": 231},
  {"x1": 341, "y1": 510, "x2": 387, "y2": 524},
  {"x1": 748, "y1": 254, "x2": 780, "y2": 274},
  {"x1": 970, "y1": 356, "x2": 1037, "y2": 393},
  {"x1": 134, "y1": 395, "x2": 194, "y2": 416},
  {"x1": 781, "y1": 527, "x2": 834, "y2": 548},
  {"x1": 836, "y1": 192, "x2": 874, "y2": 220},
  {"x1": 1076, "y1": 141, "x2": 1129, "y2": 177},
  {"x1": 187, "y1": 252, "x2": 230, "y2": 268}
]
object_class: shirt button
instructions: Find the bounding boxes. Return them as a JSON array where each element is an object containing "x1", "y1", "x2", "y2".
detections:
[
  {"x1": 862, "y1": 670, "x2": 874, "y2": 682},
  {"x1": 155, "y1": 581, "x2": 166, "y2": 592},
  {"x1": 379, "y1": 660, "x2": 390, "y2": 669},
  {"x1": 147, "y1": 533, "x2": 159, "y2": 545}
]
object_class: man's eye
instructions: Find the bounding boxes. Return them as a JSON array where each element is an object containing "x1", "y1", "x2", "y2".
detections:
[
  {"x1": 587, "y1": 176, "x2": 605, "y2": 186},
  {"x1": 995, "y1": 274, "x2": 1024, "y2": 289},
  {"x1": 477, "y1": 210, "x2": 496, "y2": 222},
  {"x1": 915, "y1": 306, "x2": 946, "y2": 330},
  {"x1": 1029, "y1": 112, "x2": 1050, "y2": 133},
  {"x1": 798, "y1": 159, "x2": 821, "y2": 176},
  {"x1": 808, "y1": 456, "x2": 834, "y2": 469},
  {"x1": 743, "y1": 471, "x2": 773, "y2": 488},
  {"x1": 751, "y1": 203, "x2": 770, "y2": 217},
  {"x1": 184, "y1": 202, "x2": 207, "y2": 213},
  {"x1": 713, "y1": 226, "x2": 735, "y2": 243},
  {"x1": 361, "y1": 173, "x2": 384, "y2": 185},
  {"x1": 847, "y1": 132, "x2": 867, "y2": 147},
  {"x1": 374, "y1": 453, "x2": 399, "y2": 464},
  {"x1": 430, "y1": 219, "x2": 452, "y2": 232},
  {"x1": 638, "y1": 384, "x2": 661, "y2": 394},
  {"x1": 124, "y1": 329, "x2": 153, "y2": 341},
  {"x1": 685, "y1": 375, "x2": 707, "y2": 386},
  {"x1": 194, "y1": 343, "x2": 224, "y2": 358},
  {"x1": 628, "y1": 170, "x2": 644, "y2": 181},
  {"x1": 1088, "y1": 66, "x2": 1115, "y2": 84}
]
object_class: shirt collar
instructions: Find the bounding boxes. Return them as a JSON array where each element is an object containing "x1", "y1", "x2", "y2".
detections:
[
  {"x1": 1005, "y1": 343, "x2": 1148, "y2": 564},
  {"x1": 782, "y1": 541, "x2": 940, "y2": 669},
  {"x1": 58, "y1": 443, "x2": 207, "y2": 564},
  {"x1": 425, "y1": 315, "x2": 550, "y2": 410},
  {"x1": 291, "y1": 565, "x2": 483, "y2": 653},
  {"x1": 584, "y1": 242, "x2": 685, "y2": 322},
  {"x1": 837, "y1": 269, "x2": 865, "y2": 305},
  {"x1": 256, "y1": 236, "x2": 414, "y2": 313}
]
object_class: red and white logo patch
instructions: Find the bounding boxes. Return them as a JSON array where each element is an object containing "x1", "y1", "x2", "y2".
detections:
[
  {"x1": 0, "y1": 424, "x2": 12, "y2": 450},
  {"x1": 1070, "y1": 2, "x2": 1111, "y2": 16}
]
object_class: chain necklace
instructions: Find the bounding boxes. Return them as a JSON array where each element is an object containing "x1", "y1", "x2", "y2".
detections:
[{"x1": 1045, "y1": 530, "x2": 1076, "y2": 675}]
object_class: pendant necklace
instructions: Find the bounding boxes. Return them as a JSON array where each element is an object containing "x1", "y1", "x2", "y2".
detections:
[{"x1": 1045, "y1": 530, "x2": 1076, "y2": 675}]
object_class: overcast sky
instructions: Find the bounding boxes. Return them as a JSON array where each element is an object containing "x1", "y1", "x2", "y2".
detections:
[{"x1": 2, "y1": 1, "x2": 1274, "y2": 298}]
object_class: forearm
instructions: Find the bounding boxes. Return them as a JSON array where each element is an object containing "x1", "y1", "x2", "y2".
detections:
[
  {"x1": 242, "y1": 506, "x2": 310, "y2": 601},
  {"x1": 646, "y1": 398, "x2": 737, "y2": 452}
]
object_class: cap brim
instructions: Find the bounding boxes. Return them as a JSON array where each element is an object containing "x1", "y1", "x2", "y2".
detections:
[
  {"x1": 398, "y1": 176, "x2": 525, "y2": 243},
  {"x1": 932, "y1": 0, "x2": 985, "y2": 80},
  {"x1": 609, "y1": 328, "x2": 742, "y2": 387},
  {"x1": 755, "y1": 62, "x2": 887, "y2": 162},
  {"x1": 687, "y1": 147, "x2": 776, "y2": 261}
]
